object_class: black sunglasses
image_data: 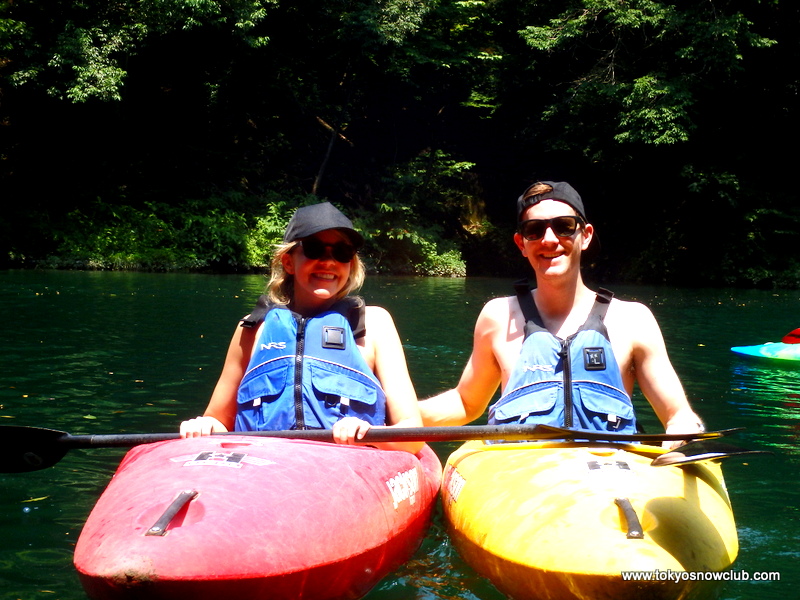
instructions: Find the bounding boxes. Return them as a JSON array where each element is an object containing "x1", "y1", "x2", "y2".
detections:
[
  {"x1": 299, "y1": 237, "x2": 357, "y2": 263},
  {"x1": 518, "y1": 216, "x2": 584, "y2": 241}
]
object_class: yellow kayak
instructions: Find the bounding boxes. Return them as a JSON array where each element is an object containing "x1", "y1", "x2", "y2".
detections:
[{"x1": 441, "y1": 440, "x2": 739, "y2": 600}]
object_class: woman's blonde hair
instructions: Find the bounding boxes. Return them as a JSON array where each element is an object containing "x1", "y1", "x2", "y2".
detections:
[{"x1": 266, "y1": 240, "x2": 366, "y2": 305}]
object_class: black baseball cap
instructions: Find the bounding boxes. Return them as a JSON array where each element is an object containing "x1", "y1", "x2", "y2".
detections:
[
  {"x1": 516, "y1": 181, "x2": 586, "y2": 222},
  {"x1": 283, "y1": 202, "x2": 364, "y2": 248}
]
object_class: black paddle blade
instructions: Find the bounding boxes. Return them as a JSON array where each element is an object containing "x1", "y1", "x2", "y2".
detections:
[
  {"x1": 651, "y1": 439, "x2": 772, "y2": 467},
  {"x1": 0, "y1": 426, "x2": 71, "y2": 473}
]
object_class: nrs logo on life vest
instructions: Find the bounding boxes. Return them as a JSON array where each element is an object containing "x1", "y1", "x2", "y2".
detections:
[
  {"x1": 386, "y1": 468, "x2": 419, "y2": 509},
  {"x1": 260, "y1": 341, "x2": 287, "y2": 350},
  {"x1": 523, "y1": 364, "x2": 555, "y2": 372}
]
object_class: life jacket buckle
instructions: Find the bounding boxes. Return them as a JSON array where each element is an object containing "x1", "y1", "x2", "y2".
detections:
[
  {"x1": 584, "y1": 347, "x2": 606, "y2": 371},
  {"x1": 322, "y1": 326, "x2": 346, "y2": 349}
]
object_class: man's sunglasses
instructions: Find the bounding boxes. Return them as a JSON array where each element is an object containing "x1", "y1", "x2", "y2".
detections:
[
  {"x1": 518, "y1": 216, "x2": 584, "y2": 241},
  {"x1": 299, "y1": 237, "x2": 357, "y2": 263}
]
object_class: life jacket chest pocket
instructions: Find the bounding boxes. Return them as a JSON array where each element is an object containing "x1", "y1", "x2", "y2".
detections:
[
  {"x1": 307, "y1": 362, "x2": 381, "y2": 409},
  {"x1": 489, "y1": 381, "x2": 560, "y2": 424},
  {"x1": 571, "y1": 381, "x2": 635, "y2": 431},
  {"x1": 236, "y1": 359, "x2": 291, "y2": 407}
]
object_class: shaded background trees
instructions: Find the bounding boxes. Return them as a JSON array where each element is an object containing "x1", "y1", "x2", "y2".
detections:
[{"x1": 1, "y1": 0, "x2": 797, "y2": 285}]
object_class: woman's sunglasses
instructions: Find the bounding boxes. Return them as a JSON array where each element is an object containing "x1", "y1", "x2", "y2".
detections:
[
  {"x1": 299, "y1": 237, "x2": 357, "y2": 263},
  {"x1": 518, "y1": 216, "x2": 584, "y2": 241}
]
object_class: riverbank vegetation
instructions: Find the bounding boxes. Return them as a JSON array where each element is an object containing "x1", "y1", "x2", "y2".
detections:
[{"x1": 2, "y1": 1, "x2": 798, "y2": 286}]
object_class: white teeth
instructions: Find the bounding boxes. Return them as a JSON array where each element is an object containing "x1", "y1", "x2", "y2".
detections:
[{"x1": 314, "y1": 273, "x2": 335, "y2": 280}]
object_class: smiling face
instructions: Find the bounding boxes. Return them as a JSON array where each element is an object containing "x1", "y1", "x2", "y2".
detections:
[
  {"x1": 514, "y1": 199, "x2": 594, "y2": 282},
  {"x1": 281, "y1": 229, "x2": 354, "y2": 315}
]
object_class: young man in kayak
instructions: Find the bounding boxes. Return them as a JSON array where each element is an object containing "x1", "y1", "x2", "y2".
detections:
[
  {"x1": 419, "y1": 181, "x2": 704, "y2": 443},
  {"x1": 181, "y1": 202, "x2": 423, "y2": 453}
]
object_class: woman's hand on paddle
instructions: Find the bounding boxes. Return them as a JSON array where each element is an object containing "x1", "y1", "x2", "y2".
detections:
[
  {"x1": 332, "y1": 417, "x2": 371, "y2": 445},
  {"x1": 180, "y1": 416, "x2": 228, "y2": 438}
]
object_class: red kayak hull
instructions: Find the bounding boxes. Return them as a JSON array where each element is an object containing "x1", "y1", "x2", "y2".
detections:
[{"x1": 74, "y1": 436, "x2": 442, "y2": 600}]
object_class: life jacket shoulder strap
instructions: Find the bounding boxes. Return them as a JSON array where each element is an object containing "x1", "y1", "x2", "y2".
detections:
[
  {"x1": 329, "y1": 296, "x2": 367, "y2": 339},
  {"x1": 513, "y1": 280, "x2": 615, "y2": 340},
  {"x1": 239, "y1": 295, "x2": 366, "y2": 339},
  {"x1": 514, "y1": 279, "x2": 547, "y2": 338},
  {"x1": 580, "y1": 288, "x2": 613, "y2": 340},
  {"x1": 239, "y1": 295, "x2": 271, "y2": 329}
]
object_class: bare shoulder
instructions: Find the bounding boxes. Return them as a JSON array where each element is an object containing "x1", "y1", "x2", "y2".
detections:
[
  {"x1": 474, "y1": 295, "x2": 525, "y2": 347},
  {"x1": 478, "y1": 296, "x2": 515, "y2": 325},
  {"x1": 364, "y1": 304, "x2": 395, "y2": 327},
  {"x1": 606, "y1": 296, "x2": 656, "y2": 319},
  {"x1": 358, "y1": 305, "x2": 399, "y2": 367},
  {"x1": 605, "y1": 297, "x2": 663, "y2": 343},
  {"x1": 363, "y1": 305, "x2": 401, "y2": 343}
]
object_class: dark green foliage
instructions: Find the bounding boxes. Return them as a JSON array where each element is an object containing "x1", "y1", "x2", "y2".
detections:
[
  {"x1": 1, "y1": 1, "x2": 797, "y2": 286},
  {"x1": 353, "y1": 150, "x2": 473, "y2": 276}
]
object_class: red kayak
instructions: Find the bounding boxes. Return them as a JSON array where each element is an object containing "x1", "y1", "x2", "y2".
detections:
[{"x1": 74, "y1": 435, "x2": 442, "y2": 600}]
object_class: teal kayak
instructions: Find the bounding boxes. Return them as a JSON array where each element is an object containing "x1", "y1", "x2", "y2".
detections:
[{"x1": 731, "y1": 342, "x2": 800, "y2": 362}]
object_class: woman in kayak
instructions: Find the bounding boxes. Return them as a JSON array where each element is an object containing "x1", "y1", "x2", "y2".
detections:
[{"x1": 180, "y1": 202, "x2": 423, "y2": 453}]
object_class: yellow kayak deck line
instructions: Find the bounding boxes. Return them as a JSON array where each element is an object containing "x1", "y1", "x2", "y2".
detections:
[{"x1": 442, "y1": 440, "x2": 738, "y2": 600}]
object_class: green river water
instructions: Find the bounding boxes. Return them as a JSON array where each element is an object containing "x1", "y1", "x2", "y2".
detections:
[{"x1": 0, "y1": 270, "x2": 797, "y2": 599}]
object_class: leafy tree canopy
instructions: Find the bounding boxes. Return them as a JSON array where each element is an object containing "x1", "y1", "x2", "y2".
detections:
[{"x1": 1, "y1": 1, "x2": 796, "y2": 286}]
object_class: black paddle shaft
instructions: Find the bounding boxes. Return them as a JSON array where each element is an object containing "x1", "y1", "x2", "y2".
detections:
[{"x1": 0, "y1": 424, "x2": 742, "y2": 473}]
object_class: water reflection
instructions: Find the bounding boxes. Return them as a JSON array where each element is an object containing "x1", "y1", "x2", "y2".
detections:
[
  {"x1": 729, "y1": 358, "x2": 800, "y2": 453},
  {"x1": 366, "y1": 519, "x2": 506, "y2": 600}
]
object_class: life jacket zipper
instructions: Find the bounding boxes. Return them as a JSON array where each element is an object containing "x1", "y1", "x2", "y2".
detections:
[
  {"x1": 558, "y1": 336, "x2": 576, "y2": 428},
  {"x1": 293, "y1": 316, "x2": 307, "y2": 429}
]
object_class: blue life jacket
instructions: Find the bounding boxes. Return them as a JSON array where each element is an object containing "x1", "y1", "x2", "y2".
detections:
[
  {"x1": 488, "y1": 282, "x2": 637, "y2": 434},
  {"x1": 235, "y1": 296, "x2": 387, "y2": 431}
]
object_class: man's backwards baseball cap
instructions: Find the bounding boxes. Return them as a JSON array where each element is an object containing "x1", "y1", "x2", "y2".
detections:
[
  {"x1": 283, "y1": 202, "x2": 364, "y2": 248},
  {"x1": 516, "y1": 181, "x2": 586, "y2": 222}
]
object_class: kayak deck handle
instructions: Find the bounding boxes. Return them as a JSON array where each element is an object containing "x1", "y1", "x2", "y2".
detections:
[
  {"x1": 614, "y1": 497, "x2": 644, "y2": 539},
  {"x1": 146, "y1": 489, "x2": 199, "y2": 536}
]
